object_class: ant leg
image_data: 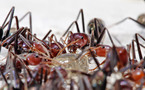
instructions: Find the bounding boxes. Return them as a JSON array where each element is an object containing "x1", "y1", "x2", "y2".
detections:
[
  {"x1": 42, "y1": 30, "x2": 52, "y2": 40},
  {"x1": 62, "y1": 21, "x2": 80, "y2": 37},
  {"x1": 76, "y1": 9, "x2": 85, "y2": 33},
  {"x1": 1, "y1": 7, "x2": 15, "y2": 28},
  {"x1": 19, "y1": 34, "x2": 32, "y2": 48},
  {"x1": 89, "y1": 60, "x2": 106, "y2": 71},
  {"x1": 24, "y1": 31, "x2": 50, "y2": 56},
  {"x1": 19, "y1": 12, "x2": 32, "y2": 33},
  {"x1": 39, "y1": 68, "x2": 43, "y2": 85},
  {"x1": 14, "y1": 16, "x2": 19, "y2": 30},
  {"x1": 63, "y1": 31, "x2": 73, "y2": 44},
  {"x1": 94, "y1": 18, "x2": 100, "y2": 40},
  {"x1": 57, "y1": 39, "x2": 80, "y2": 56},
  {"x1": 82, "y1": 76, "x2": 92, "y2": 90},
  {"x1": 2, "y1": 7, "x2": 15, "y2": 40},
  {"x1": 89, "y1": 49, "x2": 101, "y2": 70},
  {"x1": 90, "y1": 29, "x2": 95, "y2": 47},
  {"x1": 132, "y1": 40, "x2": 136, "y2": 61},
  {"x1": 0, "y1": 67, "x2": 8, "y2": 86},
  {"x1": 1, "y1": 27, "x2": 25, "y2": 47},
  {"x1": 70, "y1": 79, "x2": 75, "y2": 90},
  {"x1": 5, "y1": 53, "x2": 23, "y2": 88},
  {"x1": 107, "y1": 17, "x2": 145, "y2": 28},
  {"x1": 3, "y1": 16, "x2": 19, "y2": 30},
  {"x1": 135, "y1": 33, "x2": 145, "y2": 60},
  {"x1": 49, "y1": 34, "x2": 58, "y2": 42},
  {"x1": 96, "y1": 28, "x2": 106, "y2": 44},
  {"x1": 44, "y1": 69, "x2": 48, "y2": 83},
  {"x1": 49, "y1": 34, "x2": 63, "y2": 51},
  {"x1": 14, "y1": 31, "x2": 19, "y2": 54}
]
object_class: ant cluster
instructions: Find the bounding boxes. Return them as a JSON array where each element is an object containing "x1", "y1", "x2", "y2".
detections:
[{"x1": 0, "y1": 7, "x2": 145, "y2": 90}]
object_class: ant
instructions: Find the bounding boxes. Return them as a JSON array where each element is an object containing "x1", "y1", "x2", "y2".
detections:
[{"x1": 60, "y1": 9, "x2": 104, "y2": 54}]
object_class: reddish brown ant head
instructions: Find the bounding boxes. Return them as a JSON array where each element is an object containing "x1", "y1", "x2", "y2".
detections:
[
  {"x1": 67, "y1": 33, "x2": 89, "y2": 53},
  {"x1": 49, "y1": 42, "x2": 66, "y2": 58},
  {"x1": 26, "y1": 53, "x2": 42, "y2": 65}
]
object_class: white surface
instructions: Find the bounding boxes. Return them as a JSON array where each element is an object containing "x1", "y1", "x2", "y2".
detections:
[
  {"x1": 0, "y1": 0, "x2": 145, "y2": 58},
  {"x1": 0, "y1": 0, "x2": 145, "y2": 38}
]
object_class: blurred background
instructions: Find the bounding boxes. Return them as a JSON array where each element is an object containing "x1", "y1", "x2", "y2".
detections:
[{"x1": 0, "y1": 0, "x2": 145, "y2": 56}]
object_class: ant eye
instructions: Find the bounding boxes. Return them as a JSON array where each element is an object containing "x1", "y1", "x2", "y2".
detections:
[
  {"x1": 102, "y1": 46, "x2": 105, "y2": 48},
  {"x1": 81, "y1": 36, "x2": 84, "y2": 39},
  {"x1": 35, "y1": 54, "x2": 39, "y2": 58}
]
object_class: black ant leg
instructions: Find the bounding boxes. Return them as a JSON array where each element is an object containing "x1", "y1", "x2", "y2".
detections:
[
  {"x1": 70, "y1": 79, "x2": 75, "y2": 90},
  {"x1": 0, "y1": 67, "x2": 8, "y2": 86},
  {"x1": 14, "y1": 16, "x2": 19, "y2": 30},
  {"x1": 19, "y1": 12, "x2": 32, "y2": 33},
  {"x1": 126, "y1": 44, "x2": 132, "y2": 65},
  {"x1": 14, "y1": 31, "x2": 19, "y2": 54},
  {"x1": 19, "y1": 34, "x2": 32, "y2": 48},
  {"x1": 108, "y1": 17, "x2": 145, "y2": 28},
  {"x1": 94, "y1": 18, "x2": 100, "y2": 40},
  {"x1": 10, "y1": 52, "x2": 32, "y2": 78},
  {"x1": 44, "y1": 70, "x2": 48, "y2": 83},
  {"x1": 1, "y1": 7, "x2": 15, "y2": 28},
  {"x1": 90, "y1": 29, "x2": 95, "y2": 47},
  {"x1": 0, "y1": 15, "x2": 20, "y2": 52},
  {"x1": 135, "y1": 33, "x2": 145, "y2": 60},
  {"x1": 42, "y1": 30, "x2": 52, "y2": 40},
  {"x1": 130, "y1": 39, "x2": 145, "y2": 62},
  {"x1": 5, "y1": 52, "x2": 23, "y2": 89},
  {"x1": 28, "y1": 70, "x2": 39, "y2": 86},
  {"x1": 96, "y1": 28, "x2": 106, "y2": 44},
  {"x1": 63, "y1": 21, "x2": 80, "y2": 37},
  {"x1": 1, "y1": 7, "x2": 15, "y2": 41},
  {"x1": 3, "y1": 16, "x2": 19, "y2": 30},
  {"x1": 76, "y1": 9, "x2": 85, "y2": 33},
  {"x1": 132, "y1": 40, "x2": 136, "y2": 60},
  {"x1": 40, "y1": 67, "x2": 43, "y2": 85},
  {"x1": 89, "y1": 49, "x2": 101, "y2": 70},
  {"x1": 99, "y1": 28, "x2": 120, "y2": 74},
  {"x1": 2, "y1": 27, "x2": 25, "y2": 47},
  {"x1": 17, "y1": 12, "x2": 32, "y2": 40},
  {"x1": 82, "y1": 76, "x2": 92, "y2": 90}
]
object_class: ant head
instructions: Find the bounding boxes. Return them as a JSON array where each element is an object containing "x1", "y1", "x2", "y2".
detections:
[{"x1": 87, "y1": 18, "x2": 105, "y2": 40}]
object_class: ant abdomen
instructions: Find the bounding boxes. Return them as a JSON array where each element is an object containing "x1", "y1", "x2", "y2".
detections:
[{"x1": 137, "y1": 13, "x2": 145, "y2": 26}]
